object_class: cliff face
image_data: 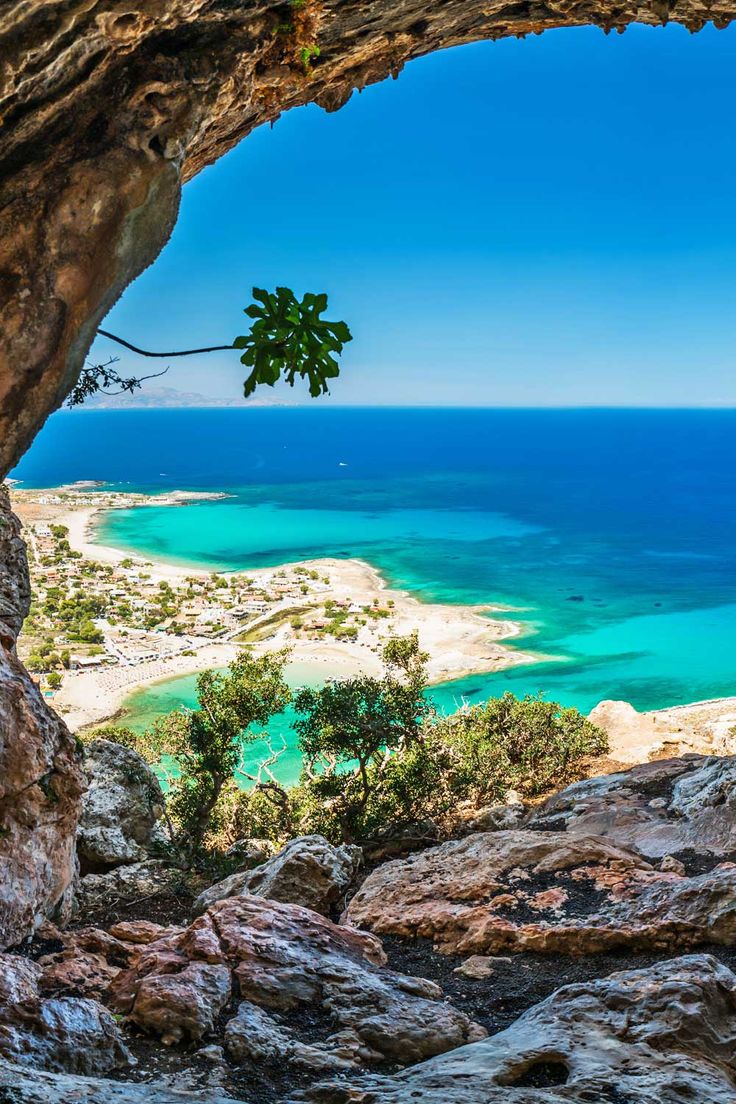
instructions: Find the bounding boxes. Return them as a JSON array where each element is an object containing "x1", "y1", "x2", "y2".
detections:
[
  {"x1": 0, "y1": 488, "x2": 85, "y2": 947},
  {"x1": 0, "y1": 0, "x2": 733, "y2": 948},
  {"x1": 0, "y1": 0, "x2": 732, "y2": 477}
]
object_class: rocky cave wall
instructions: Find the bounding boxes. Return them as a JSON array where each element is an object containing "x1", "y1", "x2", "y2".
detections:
[{"x1": 1, "y1": 0, "x2": 735, "y2": 948}]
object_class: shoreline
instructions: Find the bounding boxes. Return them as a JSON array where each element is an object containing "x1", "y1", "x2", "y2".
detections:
[
  {"x1": 10, "y1": 481, "x2": 736, "y2": 767},
  {"x1": 10, "y1": 484, "x2": 539, "y2": 731}
]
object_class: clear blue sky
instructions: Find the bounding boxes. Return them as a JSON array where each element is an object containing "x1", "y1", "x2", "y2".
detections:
[{"x1": 93, "y1": 24, "x2": 736, "y2": 406}]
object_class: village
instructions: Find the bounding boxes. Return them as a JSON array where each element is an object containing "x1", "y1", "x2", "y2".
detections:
[
  {"x1": 14, "y1": 489, "x2": 400, "y2": 682},
  {"x1": 8, "y1": 485, "x2": 529, "y2": 730}
]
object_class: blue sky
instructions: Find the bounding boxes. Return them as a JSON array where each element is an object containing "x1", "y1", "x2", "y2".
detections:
[{"x1": 92, "y1": 24, "x2": 736, "y2": 406}]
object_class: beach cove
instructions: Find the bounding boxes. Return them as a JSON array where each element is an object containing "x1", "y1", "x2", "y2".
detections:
[
  {"x1": 10, "y1": 482, "x2": 536, "y2": 744},
  {"x1": 10, "y1": 407, "x2": 736, "y2": 732}
]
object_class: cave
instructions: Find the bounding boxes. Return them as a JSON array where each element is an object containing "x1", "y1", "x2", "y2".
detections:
[{"x1": 2, "y1": 6, "x2": 736, "y2": 1101}]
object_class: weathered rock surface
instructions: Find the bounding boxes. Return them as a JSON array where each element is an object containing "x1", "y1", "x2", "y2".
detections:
[
  {"x1": 75, "y1": 858, "x2": 184, "y2": 916},
  {"x1": 0, "y1": 952, "x2": 129, "y2": 1074},
  {"x1": 0, "y1": 488, "x2": 85, "y2": 950},
  {"x1": 34, "y1": 920, "x2": 181, "y2": 999},
  {"x1": 0, "y1": 1061, "x2": 246, "y2": 1104},
  {"x1": 224, "y1": 837, "x2": 277, "y2": 864},
  {"x1": 345, "y1": 828, "x2": 736, "y2": 955},
  {"x1": 295, "y1": 954, "x2": 736, "y2": 1103},
  {"x1": 590, "y1": 697, "x2": 736, "y2": 761},
  {"x1": 109, "y1": 896, "x2": 485, "y2": 1067},
  {"x1": 193, "y1": 834, "x2": 361, "y2": 916},
  {"x1": 528, "y1": 753, "x2": 736, "y2": 859},
  {"x1": 78, "y1": 738, "x2": 165, "y2": 871}
]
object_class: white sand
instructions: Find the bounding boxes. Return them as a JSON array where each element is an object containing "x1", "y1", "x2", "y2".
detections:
[{"x1": 13, "y1": 487, "x2": 537, "y2": 731}]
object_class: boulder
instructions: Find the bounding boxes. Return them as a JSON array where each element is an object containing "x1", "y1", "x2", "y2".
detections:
[
  {"x1": 0, "y1": 952, "x2": 129, "y2": 1075},
  {"x1": 465, "y1": 801, "x2": 526, "y2": 833},
  {"x1": 0, "y1": 1061, "x2": 246, "y2": 1104},
  {"x1": 528, "y1": 754, "x2": 736, "y2": 859},
  {"x1": 37, "y1": 948, "x2": 121, "y2": 999},
  {"x1": 193, "y1": 834, "x2": 362, "y2": 916},
  {"x1": 589, "y1": 698, "x2": 736, "y2": 762},
  {"x1": 295, "y1": 954, "x2": 736, "y2": 1103},
  {"x1": 75, "y1": 859, "x2": 183, "y2": 915},
  {"x1": 224, "y1": 1003, "x2": 353, "y2": 1071},
  {"x1": 109, "y1": 896, "x2": 485, "y2": 1068},
  {"x1": 344, "y1": 828, "x2": 736, "y2": 955},
  {"x1": 224, "y1": 837, "x2": 277, "y2": 864},
  {"x1": 35, "y1": 922, "x2": 183, "y2": 1000},
  {"x1": 77, "y1": 739, "x2": 165, "y2": 871}
]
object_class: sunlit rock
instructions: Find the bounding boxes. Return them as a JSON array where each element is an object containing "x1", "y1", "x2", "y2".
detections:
[
  {"x1": 345, "y1": 828, "x2": 736, "y2": 955},
  {"x1": 295, "y1": 955, "x2": 736, "y2": 1103},
  {"x1": 109, "y1": 895, "x2": 485, "y2": 1065},
  {"x1": 193, "y1": 834, "x2": 361, "y2": 916}
]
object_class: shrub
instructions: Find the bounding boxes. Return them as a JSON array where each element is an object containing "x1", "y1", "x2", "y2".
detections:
[
  {"x1": 143, "y1": 649, "x2": 291, "y2": 861},
  {"x1": 292, "y1": 633, "x2": 430, "y2": 842},
  {"x1": 426, "y1": 693, "x2": 609, "y2": 806}
]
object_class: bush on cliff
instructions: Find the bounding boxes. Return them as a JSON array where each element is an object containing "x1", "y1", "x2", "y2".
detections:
[
  {"x1": 426, "y1": 693, "x2": 610, "y2": 804},
  {"x1": 89, "y1": 642, "x2": 608, "y2": 856},
  {"x1": 222, "y1": 641, "x2": 608, "y2": 849}
]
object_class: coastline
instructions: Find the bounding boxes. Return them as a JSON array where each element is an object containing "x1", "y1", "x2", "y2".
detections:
[{"x1": 11, "y1": 484, "x2": 538, "y2": 731}]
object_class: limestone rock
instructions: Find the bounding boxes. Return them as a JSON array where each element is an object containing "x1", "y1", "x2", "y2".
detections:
[
  {"x1": 453, "y1": 956, "x2": 506, "y2": 979},
  {"x1": 344, "y1": 828, "x2": 736, "y2": 955},
  {"x1": 0, "y1": 489, "x2": 85, "y2": 949},
  {"x1": 193, "y1": 834, "x2": 361, "y2": 916},
  {"x1": 590, "y1": 697, "x2": 736, "y2": 761},
  {"x1": 0, "y1": 952, "x2": 129, "y2": 1074},
  {"x1": 75, "y1": 859, "x2": 183, "y2": 915},
  {"x1": 108, "y1": 919, "x2": 182, "y2": 945},
  {"x1": 77, "y1": 739, "x2": 164, "y2": 871},
  {"x1": 224, "y1": 837, "x2": 277, "y2": 864},
  {"x1": 38, "y1": 949, "x2": 121, "y2": 999},
  {"x1": 295, "y1": 954, "x2": 736, "y2": 1103},
  {"x1": 528, "y1": 754, "x2": 736, "y2": 858},
  {"x1": 130, "y1": 961, "x2": 232, "y2": 1046},
  {"x1": 109, "y1": 896, "x2": 485, "y2": 1066},
  {"x1": 466, "y1": 801, "x2": 526, "y2": 833},
  {"x1": 224, "y1": 1003, "x2": 353, "y2": 1071},
  {"x1": 0, "y1": 1061, "x2": 246, "y2": 1104},
  {"x1": 36, "y1": 922, "x2": 183, "y2": 1000}
]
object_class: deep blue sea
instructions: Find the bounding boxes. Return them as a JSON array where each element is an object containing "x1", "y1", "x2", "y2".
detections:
[{"x1": 12, "y1": 407, "x2": 736, "y2": 724}]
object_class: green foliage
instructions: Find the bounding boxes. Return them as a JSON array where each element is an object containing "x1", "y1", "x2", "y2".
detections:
[
  {"x1": 300, "y1": 43, "x2": 320, "y2": 73},
  {"x1": 68, "y1": 357, "x2": 167, "y2": 408},
  {"x1": 292, "y1": 633, "x2": 430, "y2": 841},
  {"x1": 219, "y1": 781, "x2": 296, "y2": 847},
  {"x1": 144, "y1": 650, "x2": 292, "y2": 860},
  {"x1": 271, "y1": 676, "x2": 605, "y2": 847},
  {"x1": 73, "y1": 619, "x2": 104, "y2": 644},
  {"x1": 88, "y1": 647, "x2": 606, "y2": 858},
  {"x1": 46, "y1": 671, "x2": 62, "y2": 690},
  {"x1": 85, "y1": 724, "x2": 159, "y2": 760},
  {"x1": 234, "y1": 287, "x2": 351, "y2": 399},
  {"x1": 428, "y1": 693, "x2": 609, "y2": 802}
]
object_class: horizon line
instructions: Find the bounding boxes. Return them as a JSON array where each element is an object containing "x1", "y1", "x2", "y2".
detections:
[{"x1": 61, "y1": 403, "x2": 736, "y2": 412}]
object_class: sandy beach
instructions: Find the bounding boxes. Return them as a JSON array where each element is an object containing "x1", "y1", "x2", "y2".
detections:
[{"x1": 11, "y1": 485, "x2": 537, "y2": 731}]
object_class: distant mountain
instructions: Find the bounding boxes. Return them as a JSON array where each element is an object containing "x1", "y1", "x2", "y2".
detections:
[{"x1": 78, "y1": 387, "x2": 291, "y2": 410}]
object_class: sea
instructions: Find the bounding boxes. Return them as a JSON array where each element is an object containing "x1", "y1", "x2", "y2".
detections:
[{"x1": 11, "y1": 407, "x2": 736, "y2": 783}]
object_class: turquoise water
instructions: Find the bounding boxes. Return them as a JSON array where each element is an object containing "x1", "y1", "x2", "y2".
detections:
[
  {"x1": 13, "y1": 408, "x2": 736, "y2": 737},
  {"x1": 124, "y1": 661, "x2": 323, "y2": 787}
]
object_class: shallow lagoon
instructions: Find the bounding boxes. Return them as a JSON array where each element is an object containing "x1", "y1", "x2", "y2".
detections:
[{"x1": 14, "y1": 407, "x2": 736, "y2": 746}]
